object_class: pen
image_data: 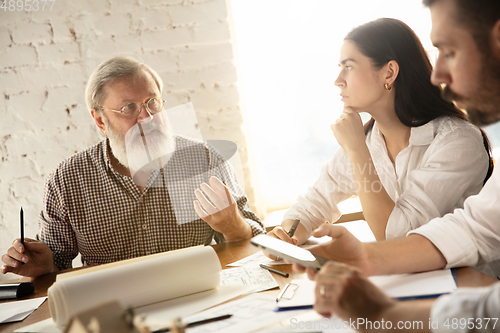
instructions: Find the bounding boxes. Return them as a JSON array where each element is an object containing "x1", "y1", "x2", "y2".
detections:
[
  {"x1": 287, "y1": 218, "x2": 300, "y2": 238},
  {"x1": 153, "y1": 314, "x2": 233, "y2": 333},
  {"x1": 260, "y1": 263, "x2": 289, "y2": 278},
  {"x1": 20, "y1": 207, "x2": 24, "y2": 246}
]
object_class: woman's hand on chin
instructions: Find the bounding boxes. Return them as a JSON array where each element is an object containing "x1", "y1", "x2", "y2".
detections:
[{"x1": 331, "y1": 107, "x2": 367, "y2": 154}]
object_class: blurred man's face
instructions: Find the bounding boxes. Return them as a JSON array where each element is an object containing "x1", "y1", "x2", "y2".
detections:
[
  {"x1": 100, "y1": 71, "x2": 175, "y2": 174},
  {"x1": 429, "y1": 0, "x2": 500, "y2": 126}
]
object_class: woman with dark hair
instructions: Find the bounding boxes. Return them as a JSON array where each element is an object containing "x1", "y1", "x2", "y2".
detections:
[{"x1": 269, "y1": 18, "x2": 493, "y2": 243}]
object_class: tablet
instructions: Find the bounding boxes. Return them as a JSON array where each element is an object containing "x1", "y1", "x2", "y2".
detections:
[{"x1": 250, "y1": 234, "x2": 329, "y2": 270}]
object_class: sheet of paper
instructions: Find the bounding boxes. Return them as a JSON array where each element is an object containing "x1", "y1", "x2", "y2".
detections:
[
  {"x1": 15, "y1": 318, "x2": 60, "y2": 333},
  {"x1": 226, "y1": 251, "x2": 287, "y2": 267},
  {"x1": 180, "y1": 293, "x2": 309, "y2": 333},
  {"x1": 136, "y1": 285, "x2": 255, "y2": 330},
  {"x1": 276, "y1": 279, "x2": 315, "y2": 309},
  {"x1": 277, "y1": 269, "x2": 457, "y2": 310},
  {"x1": 220, "y1": 266, "x2": 279, "y2": 293},
  {"x1": 16, "y1": 311, "x2": 356, "y2": 333},
  {"x1": 368, "y1": 269, "x2": 457, "y2": 298},
  {"x1": 0, "y1": 296, "x2": 47, "y2": 324}
]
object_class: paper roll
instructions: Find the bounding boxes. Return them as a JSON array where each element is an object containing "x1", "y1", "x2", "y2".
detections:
[{"x1": 48, "y1": 246, "x2": 221, "y2": 328}]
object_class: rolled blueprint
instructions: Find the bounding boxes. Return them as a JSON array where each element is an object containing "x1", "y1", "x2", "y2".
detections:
[{"x1": 48, "y1": 246, "x2": 221, "y2": 328}]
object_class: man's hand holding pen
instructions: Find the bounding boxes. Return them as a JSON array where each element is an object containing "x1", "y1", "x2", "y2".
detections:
[
  {"x1": 1, "y1": 238, "x2": 57, "y2": 277},
  {"x1": 2, "y1": 208, "x2": 57, "y2": 278}
]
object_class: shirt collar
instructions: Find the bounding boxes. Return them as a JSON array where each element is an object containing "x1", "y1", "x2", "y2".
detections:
[
  {"x1": 408, "y1": 120, "x2": 435, "y2": 146},
  {"x1": 370, "y1": 118, "x2": 435, "y2": 148}
]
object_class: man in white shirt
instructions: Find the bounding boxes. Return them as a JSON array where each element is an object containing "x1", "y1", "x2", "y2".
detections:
[{"x1": 294, "y1": 0, "x2": 500, "y2": 331}]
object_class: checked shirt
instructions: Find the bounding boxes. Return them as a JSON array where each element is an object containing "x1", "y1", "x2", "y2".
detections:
[{"x1": 39, "y1": 135, "x2": 264, "y2": 270}]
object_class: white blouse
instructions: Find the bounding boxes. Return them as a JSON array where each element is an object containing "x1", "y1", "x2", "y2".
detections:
[{"x1": 283, "y1": 116, "x2": 489, "y2": 239}]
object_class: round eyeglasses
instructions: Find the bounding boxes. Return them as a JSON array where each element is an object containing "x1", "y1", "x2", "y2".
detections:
[{"x1": 97, "y1": 98, "x2": 165, "y2": 119}]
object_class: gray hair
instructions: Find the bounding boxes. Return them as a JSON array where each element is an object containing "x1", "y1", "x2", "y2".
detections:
[{"x1": 85, "y1": 56, "x2": 164, "y2": 111}]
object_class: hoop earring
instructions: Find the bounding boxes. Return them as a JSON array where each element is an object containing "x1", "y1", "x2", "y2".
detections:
[{"x1": 384, "y1": 83, "x2": 392, "y2": 91}]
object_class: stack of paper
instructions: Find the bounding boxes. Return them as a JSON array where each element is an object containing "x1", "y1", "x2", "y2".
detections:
[{"x1": 0, "y1": 297, "x2": 47, "y2": 324}]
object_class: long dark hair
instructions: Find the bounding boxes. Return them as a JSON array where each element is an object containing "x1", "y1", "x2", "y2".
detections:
[{"x1": 349, "y1": 18, "x2": 493, "y2": 183}]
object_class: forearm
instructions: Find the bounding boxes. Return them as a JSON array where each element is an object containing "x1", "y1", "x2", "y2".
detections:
[
  {"x1": 349, "y1": 147, "x2": 395, "y2": 240},
  {"x1": 364, "y1": 234, "x2": 447, "y2": 276}
]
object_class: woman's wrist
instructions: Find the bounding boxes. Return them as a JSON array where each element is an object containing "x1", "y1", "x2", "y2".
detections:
[{"x1": 346, "y1": 144, "x2": 370, "y2": 160}]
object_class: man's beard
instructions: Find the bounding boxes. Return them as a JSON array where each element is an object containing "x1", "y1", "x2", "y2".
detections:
[
  {"x1": 441, "y1": 54, "x2": 500, "y2": 127},
  {"x1": 104, "y1": 112, "x2": 176, "y2": 181}
]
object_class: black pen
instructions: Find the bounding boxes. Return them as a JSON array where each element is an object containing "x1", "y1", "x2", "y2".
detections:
[
  {"x1": 20, "y1": 207, "x2": 25, "y2": 265},
  {"x1": 260, "y1": 263, "x2": 289, "y2": 277},
  {"x1": 20, "y1": 207, "x2": 24, "y2": 246},
  {"x1": 153, "y1": 314, "x2": 233, "y2": 333},
  {"x1": 287, "y1": 218, "x2": 300, "y2": 238}
]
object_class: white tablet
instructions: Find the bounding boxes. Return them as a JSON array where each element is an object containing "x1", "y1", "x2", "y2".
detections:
[{"x1": 250, "y1": 234, "x2": 329, "y2": 270}]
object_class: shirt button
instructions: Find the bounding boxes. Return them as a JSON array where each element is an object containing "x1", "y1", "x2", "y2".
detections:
[
  {"x1": 146, "y1": 251, "x2": 151, "y2": 255},
  {"x1": 143, "y1": 224, "x2": 148, "y2": 229}
]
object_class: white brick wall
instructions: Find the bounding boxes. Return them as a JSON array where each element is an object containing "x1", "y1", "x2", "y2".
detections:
[{"x1": 0, "y1": 0, "x2": 263, "y2": 260}]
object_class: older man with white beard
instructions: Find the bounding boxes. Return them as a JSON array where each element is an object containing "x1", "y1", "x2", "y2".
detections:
[{"x1": 1, "y1": 57, "x2": 264, "y2": 278}]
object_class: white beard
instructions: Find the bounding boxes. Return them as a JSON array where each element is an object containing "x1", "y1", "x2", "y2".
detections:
[{"x1": 104, "y1": 112, "x2": 176, "y2": 182}]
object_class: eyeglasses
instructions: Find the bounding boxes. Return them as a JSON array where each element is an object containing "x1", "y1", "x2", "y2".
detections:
[{"x1": 97, "y1": 98, "x2": 165, "y2": 119}]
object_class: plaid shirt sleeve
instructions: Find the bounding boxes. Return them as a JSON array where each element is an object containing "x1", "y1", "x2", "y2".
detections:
[{"x1": 38, "y1": 165, "x2": 79, "y2": 271}]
